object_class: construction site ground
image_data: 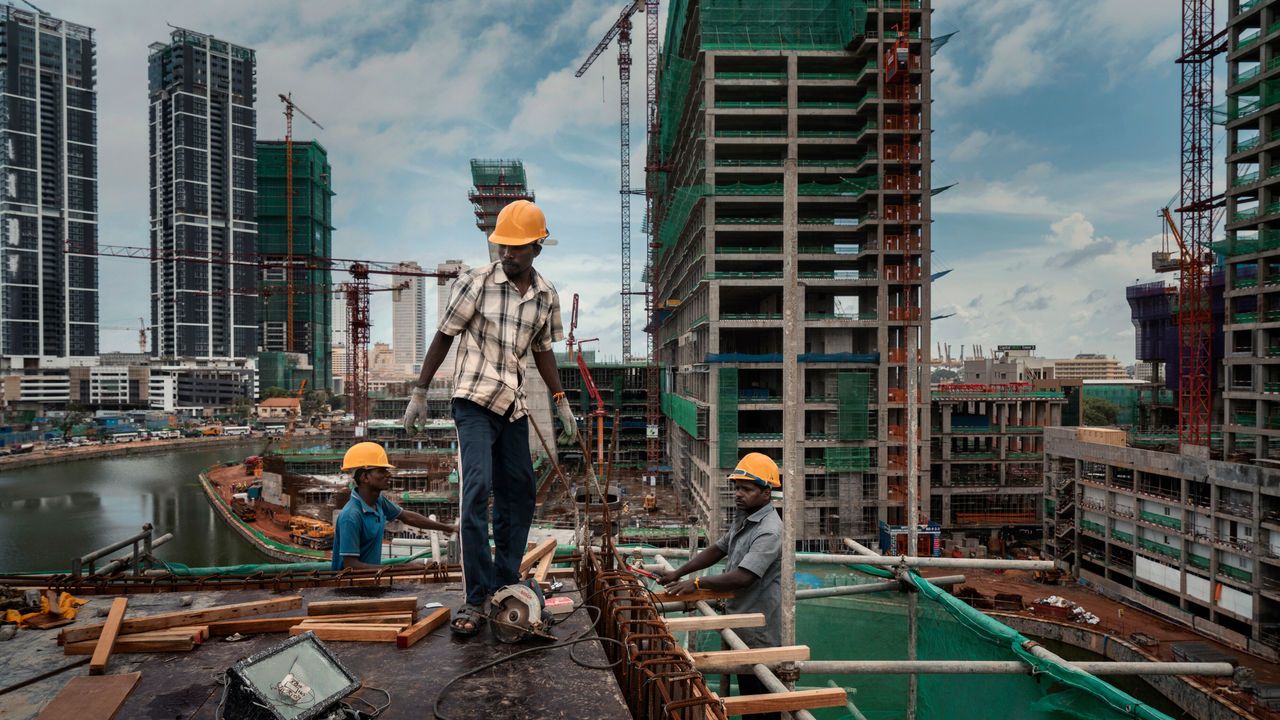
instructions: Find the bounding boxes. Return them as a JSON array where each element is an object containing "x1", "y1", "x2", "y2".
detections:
[
  {"x1": 957, "y1": 569, "x2": 1280, "y2": 716},
  {"x1": 0, "y1": 580, "x2": 627, "y2": 720}
]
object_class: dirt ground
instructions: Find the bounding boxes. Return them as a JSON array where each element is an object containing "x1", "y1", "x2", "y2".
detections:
[{"x1": 946, "y1": 568, "x2": 1280, "y2": 718}]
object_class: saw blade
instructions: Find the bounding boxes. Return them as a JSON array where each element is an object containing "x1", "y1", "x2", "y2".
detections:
[{"x1": 492, "y1": 597, "x2": 532, "y2": 643}]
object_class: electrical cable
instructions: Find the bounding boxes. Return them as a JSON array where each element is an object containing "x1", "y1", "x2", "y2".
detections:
[{"x1": 430, "y1": 599, "x2": 624, "y2": 720}]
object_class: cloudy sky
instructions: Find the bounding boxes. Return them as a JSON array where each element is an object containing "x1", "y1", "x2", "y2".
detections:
[{"x1": 77, "y1": 0, "x2": 1213, "y2": 365}]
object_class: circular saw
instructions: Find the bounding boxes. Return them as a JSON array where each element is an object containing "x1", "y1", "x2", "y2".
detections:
[{"x1": 490, "y1": 580, "x2": 556, "y2": 643}]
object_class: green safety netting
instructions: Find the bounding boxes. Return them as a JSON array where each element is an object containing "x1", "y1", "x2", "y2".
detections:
[
  {"x1": 681, "y1": 562, "x2": 1178, "y2": 720},
  {"x1": 469, "y1": 158, "x2": 527, "y2": 188},
  {"x1": 662, "y1": 391, "x2": 703, "y2": 438},
  {"x1": 837, "y1": 371, "x2": 870, "y2": 440},
  {"x1": 717, "y1": 367, "x2": 739, "y2": 468}
]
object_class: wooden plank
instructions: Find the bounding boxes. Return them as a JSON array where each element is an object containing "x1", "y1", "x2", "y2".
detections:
[
  {"x1": 117, "y1": 622, "x2": 199, "y2": 638},
  {"x1": 306, "y1": 596, "x2": 418, "y2": 616},
  {"x1": 688, "y1": 645, "x2": 810, "y2": 673},
  {"x1": 518, "y1": 537, "x2": 557, "y2": 575},
  {"x1": 89, "y1": 597, "x2": 129, "y2": 676},
  {"x1": 664, "y1": 613, "x2": 766, "y2": 633},
  {"x1": 396, "y1": 607, "x2": 450, "y2": 649},
  {"x1": 65, "y1": 637, "x2": 195, "y2": 655},
  {"x1": 294, "y1": 612, "x2": 413, "y2": 625},
  {"x1": 61, "y1": 596, "x2": 303, "y2": 645},
  {"x1": 651, "y1": 589, "x2": 735, "y2": 605},
  {"x1": 34, "y1": 672, "x2": 140, "y2": 720},
  {"x1": 532, "y1": 550, "x2": 555, "y2": 584},
  {"x1": 206, "y1": 616, "x2": 304, "y2": 637},
  {"x1": 116, "y1": 625, "x2": 206, "y2": 643},
  {"x1": 290, "y1": 624, "x2": 401, "y2": 642},
  {"x1": 720, "y1": 688, "x2": 846, "y2": 717}
]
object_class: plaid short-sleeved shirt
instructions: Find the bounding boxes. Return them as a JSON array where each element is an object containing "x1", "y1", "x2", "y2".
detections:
[{"x1": 438, "y1": 261, "x2": 563, "y2": 420}]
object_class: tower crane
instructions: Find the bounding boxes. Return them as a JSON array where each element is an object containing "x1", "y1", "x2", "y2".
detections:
[
  {"x1": 575, "y1": 0, "x2": 644, "y2": 362},
  {"x1": 1168, "y1": 0, "x2": 1226, "y2": 449},
  {"x1": 277, "y1": 93, "x2": 324, "y2": 354},
  {"x1": 575, "y1": 0, "x2": 663, "y2": 481}
]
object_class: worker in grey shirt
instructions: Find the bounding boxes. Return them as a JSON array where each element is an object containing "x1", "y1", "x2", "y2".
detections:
[{"x1": 658, "y1": 452, "x2": 783, "y2": 720}]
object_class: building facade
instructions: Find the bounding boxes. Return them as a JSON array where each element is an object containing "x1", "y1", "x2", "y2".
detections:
[
  {"x1": 148, "y1": 28, "x2": 258, "y2": 360},
  {"x1": 434, "y1": 259, "x2": 468, "y2": 387},
  {"x1": 1223, "y1": 0, "x2": 1280, "y2": 460},
  {"x1": 1052, "y1": 354, "x2": 1128, "y2": 381},
  {"x1": 1044, "y1": 427, "x2": 1280, "y2": 658},
  {"x1": 256, "y1": 140, "x2": 333, "y2": 391},
  {"x1": 0, "y1": 7, "x2": 98, "y2": 361},
  {"x1": 392, "y1": 261, "x2": 427, "y2": 372},
  {"x1": 931, "y1": 382, "x2": 1066, "y2": 535},
  {"x1": 653, "y1": 0, "x2": 931, "y2": 542}
]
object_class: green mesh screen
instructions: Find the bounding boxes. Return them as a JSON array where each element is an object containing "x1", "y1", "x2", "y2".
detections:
[
  {"x1": 838, "y1": 371, "x2": 870, "y2": 440},
  {"x1": 825, "y1": 446, "x2": 870, "y2": 471},
  {"x1": 657, "y1": 185, "x2": 709, "y2": 260},
  {"x1": 662, "y1": 392, "x2": 703, "y2": 438},
  {"x1": 787, "y1": 564, "x2": 1181, "y2": 720},
  {"x1": 700, "y1": 0, "x2": 864, "y2": 50},
  {"x1": 469, "y1": 158, "x2": 527, "y2": 187},
  {"x1": 717, "y1": 367, "x2": 739, "y2": 468}
]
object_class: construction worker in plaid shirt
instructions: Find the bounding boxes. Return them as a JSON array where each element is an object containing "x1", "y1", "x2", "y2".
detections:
[{"x1": 402, "y1": 199, "x2": 577, "y2": 637}]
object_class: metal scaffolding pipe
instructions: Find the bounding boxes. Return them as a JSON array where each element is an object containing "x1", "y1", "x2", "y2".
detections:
[
  {"x1": 795, "y1": 660, "x2": 1236, "y2": 677},
  {"x1": 799, "y1": 552, "x2": 1055, "y2": 571},
  {"x1": 654, "y1": 555, "x2": 818, "y2": 720},
  {"x1": 94, "y1": 533, "x2": 173, "y2": 576},
  {"x1": 843, "y1": 538, "x2": 879, "y2": 557},
  {"x1": 794, "y1": 576, "x2": 970, "y2": 600}
]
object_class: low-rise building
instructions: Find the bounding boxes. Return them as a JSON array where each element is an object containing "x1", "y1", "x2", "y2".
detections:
[
  {"x1": 1043, "y1": 426, "x2": 1280, "y2": 659},
  {"x1": 256, "y1": 397, "x2": 301, "y2": 420}
]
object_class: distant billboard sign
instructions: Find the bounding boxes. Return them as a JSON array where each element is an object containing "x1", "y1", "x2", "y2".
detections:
[{"x1": 997, "y1": 345, "x2": 1036, "y2": 352}]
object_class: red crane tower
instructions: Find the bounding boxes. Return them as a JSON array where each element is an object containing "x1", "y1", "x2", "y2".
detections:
[{"x1": 1175, "y1": 0, "x2": 1225, "y2": 448}]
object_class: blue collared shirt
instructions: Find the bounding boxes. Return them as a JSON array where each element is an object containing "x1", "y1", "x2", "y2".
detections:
[{"x1": 330, "y1": 491, "x2": 403, "y2": 570}]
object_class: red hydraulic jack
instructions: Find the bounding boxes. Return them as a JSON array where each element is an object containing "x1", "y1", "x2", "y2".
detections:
[{"x1": 566, "y1": 293, "x2": 608, "y2": 467}]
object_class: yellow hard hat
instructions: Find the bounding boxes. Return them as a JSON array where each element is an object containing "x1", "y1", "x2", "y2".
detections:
[
  {"x1": 489, "y1": 199, "x2": 550, "y2": 246},
  {"x1": 342, "y1": 442, "x2": 395, "y2": 471},
  {"x1": 728, "y1": 452, "x2": 780, "y2": 489}
]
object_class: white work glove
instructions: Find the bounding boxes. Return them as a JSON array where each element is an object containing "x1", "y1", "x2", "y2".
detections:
[
  {"x1": 402, "y1": 386, "x2": 430, "y2": 432},
  {"x1": 555, "y1": 395, "x2": 578, "y2": 444}
]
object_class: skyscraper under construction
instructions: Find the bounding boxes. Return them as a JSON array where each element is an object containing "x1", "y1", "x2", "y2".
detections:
[{"x1": 653, "y1": 0, "x2": 931, "y2": 546}]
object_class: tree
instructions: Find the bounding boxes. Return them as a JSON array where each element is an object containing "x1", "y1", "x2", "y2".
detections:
[
  {"x1": 931, "y1": 368, "x2": 959, "y2": 384},
  {"x1": 228, "y1": 398, "x2": 255, "y2": 423},
  {"x1": 59, "y1": 405, "x2": 87, "y2": 438},
  {"x1": 302, "y1": 390, "x2": 331, "y2": 418},
  {"x1": 1081, "y1": 397, "x2": 1119, "y2": 426},
  {"x1": 261, "y1": 386, "x2": 291, "y2": 399}
]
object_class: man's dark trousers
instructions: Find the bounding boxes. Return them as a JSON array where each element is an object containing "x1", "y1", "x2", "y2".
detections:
[
  {"x1": 736, "y1": 673, "x2": 781, "y2": 720},
  {"x1": 453, "y1": 398, "x2": 537, "y2": 607}
]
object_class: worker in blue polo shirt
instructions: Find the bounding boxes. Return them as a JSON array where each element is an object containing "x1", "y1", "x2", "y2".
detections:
[{"x1": 330, "y1": 441, "x2": 456, "y2": 571}]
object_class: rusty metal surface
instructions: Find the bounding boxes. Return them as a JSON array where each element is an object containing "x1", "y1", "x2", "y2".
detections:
[{"x1": 579, "y1": 540, "x2": 725, "y2": 720}]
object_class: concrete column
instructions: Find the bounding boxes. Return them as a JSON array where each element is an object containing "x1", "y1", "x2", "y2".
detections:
[{"x1": 779, "y1": 51, "x2": 800, "y2": 650}]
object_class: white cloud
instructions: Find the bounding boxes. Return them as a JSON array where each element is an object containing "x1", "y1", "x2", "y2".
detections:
[
  {"x1": 948, "y1": 130, "x2": 990, "y2": 162},
  {"x1": 934, "y1": 212, "x2": 1163, "y2": 362}
]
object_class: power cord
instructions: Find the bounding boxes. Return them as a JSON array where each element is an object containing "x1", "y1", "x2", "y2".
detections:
[{"x1": 431, "y1": 599, "x2": 623, "y2": 720}]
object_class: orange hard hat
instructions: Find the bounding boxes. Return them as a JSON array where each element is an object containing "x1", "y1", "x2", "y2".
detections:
[
  {"x1": 489, "y1": 200, "x2": 551, "y2": 246},
  {"x1": 728, "y1": 452, "x2": 780, "y2": 489},
  {"x1": 342, "y1": 442, "x2": 395, "y2": 471}
]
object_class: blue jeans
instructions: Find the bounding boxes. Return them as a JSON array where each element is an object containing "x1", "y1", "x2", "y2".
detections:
[{"x1": 452, "y1": 398, "x2": 537, "y2": 607}]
